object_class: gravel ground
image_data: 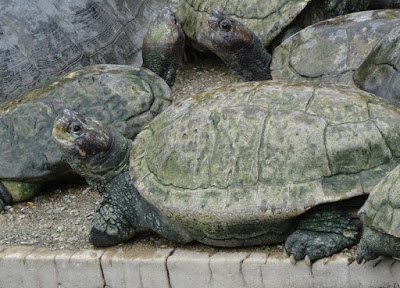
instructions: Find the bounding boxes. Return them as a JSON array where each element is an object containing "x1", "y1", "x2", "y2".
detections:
[{"x1": 0, "y1": 55, "x2": 242, "y2": 251}]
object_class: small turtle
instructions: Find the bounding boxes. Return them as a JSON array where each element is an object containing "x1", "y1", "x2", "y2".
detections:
[
  {"x1": 53, "y1": 81, "x2": 400, "y2": 262},
  {"x1": 271, "y1": 10, "x2": 400, "y2": 86},
  {"x1": 142, "y1": 6, "x2": 185, "y2": 87},
  {"x1": 353, "y1": 25, "x2": 400, "y2": 105},
  {"x1": 207, "y1": 9, "x2": 272, "y2": 81},
  {"x1": 0, "y1": 65, "x2": 171, "y2": 212},
  {"x1": 0, "y1": 0, "x2": 169, "y2": 102},
  {"x1": 357, "y1": 164, "x2": 400, "y2": 263}
]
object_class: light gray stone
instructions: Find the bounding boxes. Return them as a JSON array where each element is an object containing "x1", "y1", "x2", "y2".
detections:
[
  {"x1": 208, "y1": 251, "x2": 250, "y2": 288},
  {"x1": 0, "y1": 246, "x2": 35, "y2": 288},
  {"x1": 101, "y1": 247, "x2": 174, "y2": 288},
  {"x1": 242, "y1": 252, "x2": 267, "y2": 288},
  {"x1": 55, "y1": 249, "x2": 104, "y2": 288},
  {"x1": 167, "y1": 249, "x2": 211, "y2": 288}
]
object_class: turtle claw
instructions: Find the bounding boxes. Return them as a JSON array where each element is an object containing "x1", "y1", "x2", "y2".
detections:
[
  {"x1": 305, "y1": 255, "x2": 312, "y2": 267},
  {"x1": 283, "y1": 249, "x2": 289, "y2": 258},
  {"x1": 290, "y1": 255, "x2": 296, "y2": 265}
]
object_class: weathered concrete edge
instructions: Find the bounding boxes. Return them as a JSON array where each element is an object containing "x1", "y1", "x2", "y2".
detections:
[{"x1": 0, "y1": 245, "x2": 399, "y2": 288}]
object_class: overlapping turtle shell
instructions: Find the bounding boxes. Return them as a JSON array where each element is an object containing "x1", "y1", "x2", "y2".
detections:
[
  {"x1": 359, "y1": 163, "x2": 400, "y2": 238},
  {"x1": 271, "y1": 10, "x2": 400, "y2": 86},
  {"x1": 130, "y1": 81, "x2": 400, "y2": 237},
  {"x1": 0, "y1": 0, "x2": 168, "y2": 102},
  {"x1": 170, "y1": 0, "x2": 312, "y2": 48},
  {"x1": 353, "y1": 25, "x2": 400, "y2": 105},
  {"x1": 0, "y1": 65, "x2": 171, "y2": 182}
]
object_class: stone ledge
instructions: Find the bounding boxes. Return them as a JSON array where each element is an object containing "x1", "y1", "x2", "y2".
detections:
[{"x1": 0, "y1": 245, "x2": 399, "y2": 288}]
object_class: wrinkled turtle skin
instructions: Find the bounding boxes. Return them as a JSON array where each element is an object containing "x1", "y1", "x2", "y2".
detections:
[
  {"x1": 142, "y1": 6, "x2": 185, "y2": 87},
  {"x1": 0, "y1": 0, "x2": 169, "y2": 102},
  {"x1": 207, "y1": 9, "x2": 271, "y2": 81},
  {"x1": 353, "y1": 25, "x2": 400, "y2": 105},
  {"x1": 0, "y1": 65, "x2": 171, "y2": 212},
  {"x1": 271, "y1": 10, "x2": 400, "y2": 86},
  {"x1": 357, "y1": 164, "x2": 400, "y2": 263},
  {"x1": 54, "y1": 81, "x2": 400, "y2": 262}
]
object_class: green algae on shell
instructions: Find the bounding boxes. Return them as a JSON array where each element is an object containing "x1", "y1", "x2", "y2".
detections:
[
  {"x1": 271, "y1": 10, "x2": 400, "y2": 86},
  {"x1": 0, "y1": 64, "x2": 171, "y2": 205}
]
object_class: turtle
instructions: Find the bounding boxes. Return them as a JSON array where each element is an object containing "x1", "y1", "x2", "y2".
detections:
[
  {"x1": 0, "y1": 0, "x2": 169, "y2": 103},
  {"x1": 0, "y1": 64, "x2": 172, "y2": 212},
  {"x1": 353, "y1": 24, "x2": 400, "y2": 105},
  {"x1": 170, "y1": 0, "x2": 391, "y2": 52},
  {"x1": 0, "y1": 4, "x2": 185, "y2": 212},
  {"x1": 170, "y1": 0, "x2": 312, "y2": 50},
  {"x1": 53, "y1": 81, "x2": 400, "y2": 262},
  {"x1": 271, "y1": 10, "x2": 400, "y2": 86},
  {"x1": 207, "y1": 9, "x2": 272, "y2": 81},
  {"x1": 356, "y1": 163, "x2": 400, "y2": 263}
]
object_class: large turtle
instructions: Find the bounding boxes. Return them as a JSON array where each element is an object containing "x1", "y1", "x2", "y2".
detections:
[
  {"x1": 53, "y1": 81, "x2": 400, "y2": 262},
  {"x1": 170, "y1": 0, "x2": 312, "y2": 49},
  {"x1": 0, "y1": 65, "x2": 171, "y2": 212},
  {"x1": 204, "y1": 9, "x2": 400, "y2": 83},
  {"x1": 357, "y1": 163, "x2": 400, "y2": 263},
  {"x1": 170, "y1": 0, "x2": 392, "y2": 51},
  {"x1": 0, "y1": 5, "x2": 184, "y2": 212},
  {"x1": 353, "y1": 25, "x2": 400, "y2": 105},
  {"x1": 271, "y1": 10, "x2": 400, "y2": 86},
  {"x1": 0, "y1": 0, "x2": 169, "y2": 102}
]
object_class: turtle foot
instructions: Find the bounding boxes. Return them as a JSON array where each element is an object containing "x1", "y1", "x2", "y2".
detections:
[
  {"x1": 285, "y1": 209, "x2": 361, "y2": 263},
  {"x1": 357, "y1": 226, "x2": 400, "y2": 264},
  {"x1": 90, "y1": 200, "x2": 136, "y2": 247},
  {"x1": 285, "y1": 230, "x2": 358, "y2": 263},
  {"x1": 89, "y1": 226, "x2": 135, "y2": 247}
]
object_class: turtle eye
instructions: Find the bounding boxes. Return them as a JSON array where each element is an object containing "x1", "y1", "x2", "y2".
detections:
[
  {"x1": 220, "y1": 19, "x2": 231, "y2": 31},
  {"x1": 70, "y1": 122, "x2": 83, "y2": 135}
]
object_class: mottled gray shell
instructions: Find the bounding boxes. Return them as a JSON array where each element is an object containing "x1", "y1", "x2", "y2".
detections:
[
  {"x1": 353, "y1": 25, "x2": 400, "y2": 105},
  {"x1": 0, "y1": 65, "x2": 171, "y2": 181},
  {"x1": 0, "y1": 0, "x2": 168, "y2": 102},
  {"x1": 359, "y1": 163, "x2": 400, "y2": 238},
  {"x1": 170, "y1": 0, "x2": 311, "y2": 48},
  {"x1": 130, "y1": 81, "x2": 400, "y2": 228},
  {"x1": 271, "y1": 10, "x2": 400, "y2": 86}
]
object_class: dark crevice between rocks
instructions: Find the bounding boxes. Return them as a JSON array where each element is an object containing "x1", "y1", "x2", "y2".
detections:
[
  {"x1": 239, "y1": 252, "x2": 251, "y2": 286},
  {"x1": 165, "y1": 248, "x2": 176, "y2": 288},
  {"x1": 99, "y1": 252, "x2": 107, "y2": 288}
]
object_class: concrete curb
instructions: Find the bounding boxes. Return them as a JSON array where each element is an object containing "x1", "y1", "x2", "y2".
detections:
[{"x1": 0, "y1": 245, "x2": 399, "y2": 288}]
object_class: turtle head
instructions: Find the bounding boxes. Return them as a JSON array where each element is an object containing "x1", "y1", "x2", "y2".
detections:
[
  {"x1": 53, "y1": 109, "x2": 131, "y2": 190},
  {"x1": 207, "y1": 9, "x2": 253, "y2": 54}
]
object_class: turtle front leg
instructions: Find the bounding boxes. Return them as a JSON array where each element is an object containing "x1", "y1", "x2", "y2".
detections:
[
  {"x1": 90, "y1": 198, "x2": 136, "y2": 247},
  {"x1": 357, "y1": 225, "x2": 400, "y2": 263},
  {"x1": 285, "y1": 208, "x2": 362, "y2": 263}
]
